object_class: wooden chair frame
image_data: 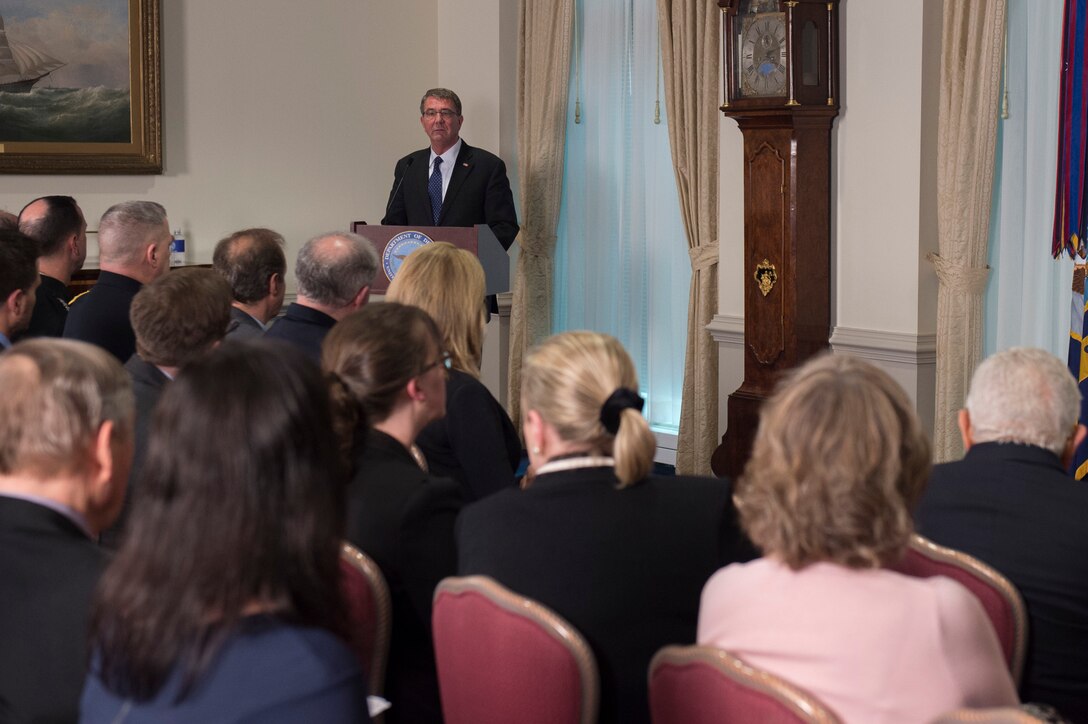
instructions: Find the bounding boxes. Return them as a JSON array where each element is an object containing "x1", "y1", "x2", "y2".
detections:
[
  {"x1": 649, "y1": 645, "x2": 841, "y2": 724},
  {"x1": 434, "y1": 575, "x2": 599, "y2": 724},
  {"x1": 904, "y1": 534, "x2": 1028, "y2": 685},
  {"x1": 340, "y1": 542, "x2": 392, "y2": 699}
]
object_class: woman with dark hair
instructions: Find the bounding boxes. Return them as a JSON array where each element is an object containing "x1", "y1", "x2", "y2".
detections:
[
  {"x1": 386, "y1": 242, "x2": 520, "y2": 501},
  {"x1": 324, "y1": 302, "x2": 462, "y2": 724},
  {"x1": 457, "y1": 331, "x2": 755, "y2": 724},
  {"x1": 81, "y1": 340, "x2": 369, "y2": 723},
  {"x1": 697, "y1": 354, "x2": 1017, "y2": 721}
]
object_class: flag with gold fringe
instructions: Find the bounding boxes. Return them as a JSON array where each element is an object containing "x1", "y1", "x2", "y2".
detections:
[
  {"x1": 1069, "y1": 266, "x2": 1088, "y2": 478},
  {"x1": 1055, "y1": 0, "x2": 1088, "y2": 478}
]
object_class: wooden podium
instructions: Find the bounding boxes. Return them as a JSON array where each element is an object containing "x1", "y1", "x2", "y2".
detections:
[{"x1": 350, "y1": 223, "x2": 509, "y2": 295}]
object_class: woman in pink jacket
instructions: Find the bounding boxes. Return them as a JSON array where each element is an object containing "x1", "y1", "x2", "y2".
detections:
[{"x1": 697, "y1": 354, "x2": 1018, "y2": 723}]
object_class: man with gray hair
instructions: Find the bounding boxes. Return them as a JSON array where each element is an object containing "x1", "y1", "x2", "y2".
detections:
[
  {"x1": 265, "y1": 231, "x2": 378, "y2": 361},
  {"x1": 916, "y1": 347, "x2": 1088, "y2": 719},
  {"x1": 0, "y1": 339, "x2": 134, "y2": 723},
  {"x1": 63, "y1": 200, "x2": 172, "y2": 361}
]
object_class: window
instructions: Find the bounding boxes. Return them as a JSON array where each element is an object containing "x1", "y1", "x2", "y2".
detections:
[{"x1": 552, "y1": 0, "x2": 691, "y2": 433}]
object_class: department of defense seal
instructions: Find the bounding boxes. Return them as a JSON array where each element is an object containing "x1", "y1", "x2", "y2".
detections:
[{"x1": 383, "y1": 230, "x2": 434, "y2": 281}]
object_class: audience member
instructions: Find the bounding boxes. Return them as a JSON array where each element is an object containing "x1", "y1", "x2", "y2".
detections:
[
  {"x1": 212, "y1": 227, "x2": 287, "y2": 339},
  {"x1": 99, "y1": 268, "x2": 232, "y2": 548},
  {"x1": 916, "y1": 347, "x2": 1088, "y2": 720},
  {"x1": 17, "y1": 195, "x2": 87, "y2": 339},
  {"x1": 64, "y1": 200, "x2": 172, "y2": 361},
  {"x1": 324, "y1": 303, "x2": 462, "y2": 724},
  {"x1": 265, "y1": 231, "x2": 378, "y2": 361},
  {"x1": 0, "y1": 228, "x2": 42, "y2": 349},
  {"x1": 82, "y1": 340, "x2": 369, "y2": 722},
  {"x1": 698, "y1": 354, "x2": 1018, "y2": 722},
  {"x1": 457, "y1": 331, "x2": 754, "y2": 724},
  {"x1": 387, "y1": 242, "x2": 520, "y2": 500},
  {"x1": 0, "y1": 339, "x2": 133, "y2": 723},
  {"x1": 0, "y1": 209, "x2": 17, "y2": 229}
]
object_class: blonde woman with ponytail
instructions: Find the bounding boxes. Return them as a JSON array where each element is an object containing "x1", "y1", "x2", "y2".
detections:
[{"x1": 457, "y1": 331, "x2": 756, "y2": 724}]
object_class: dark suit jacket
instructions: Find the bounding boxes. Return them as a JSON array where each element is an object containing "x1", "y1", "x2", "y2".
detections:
[
  {"x1": 915, "y1": 442, "x2": 1088, "y2": 721},
  {"x1": 346, "y1": 430, "x2": 463, "y2": 724},
  {"x1": 264, "y1": 303, "x2": 337, "y2": 363},
  {"x1": 63, "y1": 270, "x2": 142, "y2": 362},
  {"x1": 100, "y1": 355, "x2": 170, "y2": 549},
  {"x1": 19, "y1": 274, "x2": 70, "y2": 340},
  {"x1": 416, "y1": 369, "x2": 520, "y2": 502},
  {"x1": 0, "y1": 495, "x2": 108, "y2": 723},
  {"x1": 225, "y1": 306, "x2": 266, "y2": 340},
  {"x1": 381, "y1": 141, "x2": 519, "y2": 250},
  {"x1": 457, "y1": 466, "x2": 757, "y2": 724}
]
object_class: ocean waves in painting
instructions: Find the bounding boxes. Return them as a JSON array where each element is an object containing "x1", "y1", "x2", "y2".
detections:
[{"x1": 0, "y1": 87, "x2": 130, "y2": 143}]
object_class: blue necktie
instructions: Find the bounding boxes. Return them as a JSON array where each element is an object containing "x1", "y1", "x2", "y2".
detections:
[{"x1": 429, "y1": 157, "x2": 443, "y2": 225}]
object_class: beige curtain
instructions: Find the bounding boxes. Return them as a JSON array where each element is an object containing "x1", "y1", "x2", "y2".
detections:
[
  {"x1": 657, "y1": 0, "x2": 719, "y2": 475},
  {"x1": 507, "y1": 0, "x2": 575, "y2": 427},
  {"x1": 929, "y1": 0, "x2": 1006, "y2": 461}
]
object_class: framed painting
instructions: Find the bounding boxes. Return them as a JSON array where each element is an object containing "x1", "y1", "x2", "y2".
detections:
[{"x1": 0, "y1": 0, "x2": 161, "y2": 174}]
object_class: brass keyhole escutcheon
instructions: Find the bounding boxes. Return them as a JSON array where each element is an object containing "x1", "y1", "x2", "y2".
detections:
[{"x1": 754, "y1": 259, "x2": 777, "y2": 297}]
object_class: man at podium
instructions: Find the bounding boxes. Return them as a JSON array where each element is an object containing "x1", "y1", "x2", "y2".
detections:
[{"x1": 381, "y1": 88, "x2": 519, "y2": 251}]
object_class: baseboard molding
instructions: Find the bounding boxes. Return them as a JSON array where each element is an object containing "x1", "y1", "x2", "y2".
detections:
[
  {"x1": 829, "y1": 326, "x2": 937, "y2": 365},
  {"x1": 707, "y1": 314, "x2": 744, "y2": 347}
]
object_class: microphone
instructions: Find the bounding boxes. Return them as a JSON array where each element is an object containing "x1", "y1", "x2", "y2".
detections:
[{"x1": 384, "y1": 156, "x2": 414, "y2": 222}]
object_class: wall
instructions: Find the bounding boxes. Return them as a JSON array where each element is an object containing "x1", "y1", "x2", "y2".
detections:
[
  {"x1": 0, "y1": 0, "x2": 438, "y2": 278},
  {"x1": 715, "y1": 0, "x2": 941, "y2": 436}
]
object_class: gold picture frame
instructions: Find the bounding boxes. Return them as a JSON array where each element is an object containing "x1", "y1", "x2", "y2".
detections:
[{"x1": 0, "y1": 0, "x2": 162, "y2": 174}]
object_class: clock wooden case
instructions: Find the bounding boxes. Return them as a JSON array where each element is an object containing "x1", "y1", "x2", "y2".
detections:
[{"x1": 711, "y1": 0, "x2": 840, "y2": 478}]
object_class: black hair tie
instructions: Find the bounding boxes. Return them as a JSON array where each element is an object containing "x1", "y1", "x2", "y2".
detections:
[{"x1": 599, "y1": 388, "x2": 644, "y2": 435}]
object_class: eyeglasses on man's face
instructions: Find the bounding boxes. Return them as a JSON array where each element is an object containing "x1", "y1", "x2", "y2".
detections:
[{"x1": 423, "y1": 109, "x2": 458, "y2": 119}]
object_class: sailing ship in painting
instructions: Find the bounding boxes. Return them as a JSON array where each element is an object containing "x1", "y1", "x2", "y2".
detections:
[{"x1": 0, "y1": 13, "x2": 65, "y2": 93}]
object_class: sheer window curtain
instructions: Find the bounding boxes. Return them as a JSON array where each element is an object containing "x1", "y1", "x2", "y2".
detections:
[
  {"x1": 553, "y1": 0, "x2": 691, "y2": 435},
  {"x1": 983, "y1": 0, "x2": 1069, "y2": 358}
]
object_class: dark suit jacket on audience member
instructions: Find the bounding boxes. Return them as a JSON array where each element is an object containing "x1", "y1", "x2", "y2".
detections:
[
  {"x1": 457, "y1": 465, "x2": 757, "y2": 724},
  {"x1": 63, "y1": 270, "x2": 142, "y2": 362},
  {"x1": 100, "y1": 355, "x2": 170, "y2": 549},
  {"x1": 19, "y1": 274, "x2": 70, "y2": 340},
  {"x1": 381, "y1": 141, "x2": 519, "y2": 250},
  {"x1": 264, "y1": 303, "x2": 336, "y2": 362},
  {"x1": 416, "y1": 368, "x2": 520, "y2": 502},
  {"x1": 346, "y1": 429, "x2": 462, "y2": 724},
  {"x1": 0, "y1": 495, "x2": 108, "y2": 723},
  {"x1": 225, "y1": 306, "x2": 265, "y2": 340},
  {"x1": 915, "y1": 442, "x2": 1088, "y2": 722}
]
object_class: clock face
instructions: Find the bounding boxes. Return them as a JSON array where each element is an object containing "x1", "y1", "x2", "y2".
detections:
[{"x1": 738, "y1": 13, "x2": 788, "y2": 98}]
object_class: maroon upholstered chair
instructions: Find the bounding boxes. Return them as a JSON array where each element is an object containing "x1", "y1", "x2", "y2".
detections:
[
  {"x1": 888, "y1": 533, "x2": 1027, "y2": 684},
  {"x1": 431, "y1": 576, "x2": 598, "y2": 724},
  {"x1": 648, "y1": 645, "x2": 841, "y2": 724},
  {"x1": 339, "y1": 542, "x2": 392, "y2": 710}
]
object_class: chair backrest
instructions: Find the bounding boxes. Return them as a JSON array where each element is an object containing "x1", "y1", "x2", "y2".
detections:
[
  {"x1": 339, "y1": 542, "x2": 392, "y2": 700},
  {"x1": 648, "y1": 645, "x2": 842, "y2": 724},
  {"x1": 888, "y1": 533, "x2": 1027, "y2": 684},
  {"x1": 432, "y1": 575, "x2": 598, "y2": 724},
  {"x1": 933, "y1": 707, "x2": 1051, "y2": 723}
]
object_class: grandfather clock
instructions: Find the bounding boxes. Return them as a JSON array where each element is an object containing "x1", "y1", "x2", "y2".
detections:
[{"x1": 710, "y1": 0, "x2": 840, "y2": 477}]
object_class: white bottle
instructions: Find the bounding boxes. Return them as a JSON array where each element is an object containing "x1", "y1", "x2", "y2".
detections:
[{"x1": 170, "y1": 229, "x2": 186, "y2": 267}]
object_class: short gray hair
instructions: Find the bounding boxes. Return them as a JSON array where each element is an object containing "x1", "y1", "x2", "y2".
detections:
[
  {"x1": 98, "y1": 200, "x2": 169, "y2": 266},
  {"x1": 965, "y1": 347, "x2": 1081, "y2": 455},
  {"x1": 420, "y1": 87, "x2": 462, "y2": 115},
  {"x1": 295, "y1": 232, "x2": 378, "y2": 307},
  {"x1": 0, "y1": 339, "x2": 134, "y2": 477}
]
